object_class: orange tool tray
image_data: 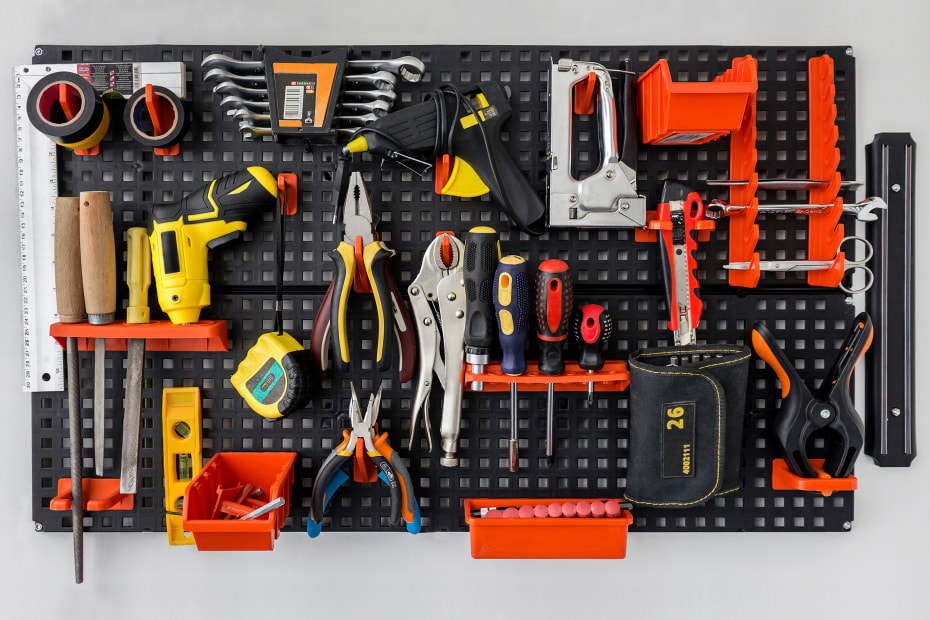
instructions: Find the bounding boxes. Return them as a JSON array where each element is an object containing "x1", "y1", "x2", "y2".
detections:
[
  {"x1": 49, "y1": 320, "x2": 228, "y2": 352},
  {"x1": 464, "y1": 360, "x2": 629, "y2": 392},
  {"x1": 464, "y1": 498, "x2": 633, "y2": 559},
  {"x1": 183, "y1": 452, "x2": 296, "y2": 551}
]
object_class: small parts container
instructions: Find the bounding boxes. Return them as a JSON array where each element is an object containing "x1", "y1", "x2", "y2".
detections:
[
  {"x1": 183, "y1": 452, "x2": 296, "y2": 551},
  {"x1": 637, "y1": 57, "x2": 757, "y2": 145},
  {"x1": 464, "y1": 498, "x2": 633, "y2": 559}
]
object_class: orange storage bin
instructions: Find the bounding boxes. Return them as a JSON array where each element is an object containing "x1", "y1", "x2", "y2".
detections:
[
  {"x1": 182, "y1": 452, "x2": 296, "y2": 551},
  {"x1": 464, "y1": 498, "x2": 633, "y2": 559},
  {"x1": 637, "y1": 57, "x2": 757, "y2": 145}
]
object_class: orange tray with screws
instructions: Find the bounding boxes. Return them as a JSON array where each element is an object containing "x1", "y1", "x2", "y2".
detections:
[
  {"x1": 182, "y1": 452, "x2": 296, "y2": 551},
  {"x1": 49, "y1": 320, "x2": 228, "y2": 352},
  {"x1": 465, "y1": 498, "x2": 633, "y2": 559},
  {"x1": 464, "y1": 361, "x2": 629, "y2": 392}
]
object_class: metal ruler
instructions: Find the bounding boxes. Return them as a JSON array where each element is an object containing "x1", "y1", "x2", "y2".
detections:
[
  {"x1": 15, "y1": 61, "x2": 188, "y2": 392},
  {"x1": 15, "y1": 66, "x2": 62, "y2": 392}
]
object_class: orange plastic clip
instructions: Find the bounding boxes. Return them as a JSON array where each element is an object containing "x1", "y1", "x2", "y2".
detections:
[
  {"x1": 277, "y1": 173, "x2": 298, "y2": 216},
  {"x1": 573, "y1": 72, "x2": 597, "y2": 115},
  {"x1": 771, "y1": 458, "x2": 857, "y2": 497},
  {"x1": 51, "y1": 479, "x2": 134, "y2": 511},
  {"x1": 435, "y1": 154, "x2": 453, "y2": 194},
  {"x1": 143, "y1": 84, "x2": 179, "y2": 157},
  {"x1": 60, "y1": 83, "x2": 99, "y2": 157}
]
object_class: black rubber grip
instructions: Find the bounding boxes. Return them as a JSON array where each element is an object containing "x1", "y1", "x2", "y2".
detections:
[
  {"x1": 329, "y1": 244, "x2": 353, "y2": 372},
  {"x1": 464, "y1": 228, "x2": 500, "y2": 359},
  {"x1": 365, "y1": 244, "x2": 396, "y2": 373}
]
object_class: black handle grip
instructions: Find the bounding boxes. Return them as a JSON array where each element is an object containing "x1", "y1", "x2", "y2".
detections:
[
  {"x1": 535, "y1": 260, "x2": 573, "y2": 376},
  {"x1": 574, "y1": 304, "x2": 612, "y2": 371},
  {"x1": 364, "y1": 242, "x2": 396, "y2": 373},
  {"x1": 464, "y1": 227, "x2": 500, "y2": 362}
]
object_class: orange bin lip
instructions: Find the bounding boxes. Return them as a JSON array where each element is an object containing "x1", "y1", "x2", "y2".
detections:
[
  {"x1": 49, "y1": 319, "x2": 228, "y2": 352},
  {"x1": 465, "y1": 498, "x2": 633, "y2": 559},
  {"x1": 771, "y1": 458, "x2": 857, "y2": 497}
]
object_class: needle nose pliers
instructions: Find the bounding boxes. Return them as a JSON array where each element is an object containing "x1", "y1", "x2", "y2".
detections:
[
  {"x1": 752, "y1": 312, "x2": 873, "y2": 479},
  {"x1": 308, "y1": 382, "x2": 419, "y2": 536}
]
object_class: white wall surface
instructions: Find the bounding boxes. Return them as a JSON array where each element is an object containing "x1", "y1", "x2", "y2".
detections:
[{"x1": 1, "y1": 1, "x2": 927, "y2": 618}]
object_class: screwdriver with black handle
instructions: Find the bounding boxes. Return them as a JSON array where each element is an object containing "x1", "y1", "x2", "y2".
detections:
[
  {"x1": 464, "y1": 226, "x2": 500, "y2": 390},
  {"x1": 535, "y1": 260, "x2": 573, "y2": 468},
  {"x1": 54, "y1": 196, "x2": 84, "y2": 584},
  {"x1": 493, "y1": 256, "x2": 530, "y2": 472},
  {"x1": 574, "y1": 304, "x2": 612, "y2": 406}
]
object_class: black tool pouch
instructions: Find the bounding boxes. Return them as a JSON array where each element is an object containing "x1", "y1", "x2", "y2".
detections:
[{"x1": 623, "y1": 344, "x2": 751, "y2": 508}]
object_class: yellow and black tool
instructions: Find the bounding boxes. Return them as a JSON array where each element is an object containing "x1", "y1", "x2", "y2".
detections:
[
  {"x1": 148, "y1": 166, "x2": 278, "y2": 324},
  {"x1": 162, "y1": 387, "x2": 202, "y2": 545},
  {"x1": 232, "y1": 175, "x2": 313, "y2": 418}
]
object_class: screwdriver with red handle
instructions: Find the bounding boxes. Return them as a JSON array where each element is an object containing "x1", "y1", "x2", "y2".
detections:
[
  {"x1": 574, "y1": 304, "x2": 613, "y2": 406},
  {"x1": 535, "y1": 260, "x2": 574, "y2": 468}
]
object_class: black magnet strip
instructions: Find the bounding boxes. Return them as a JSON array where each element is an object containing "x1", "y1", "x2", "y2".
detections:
[
  {"x1": 25, "y1": 71, "x2": 109, "y2": 149},
  {"x1": 123, "y1": 85, "x2": 188, "y2": 149}
]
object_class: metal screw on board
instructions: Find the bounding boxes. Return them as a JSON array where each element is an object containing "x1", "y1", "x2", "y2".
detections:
[
  {"x1": 820, "y1": 409, "x2": 831, "y2": 419},
  {"x1": 892, "y1": 184, "x2": 901, "y2": 192},
  {"x1": 891, "y1": 407, "x2": 902, "y2": 417},
  {"x1": 844, "y1": 297, "x2": 853, "y2": 305},
  {"x1": 843, "y1": 521, "x2": 852, "y2": 531},
  {"x1": 34, "y1": 47, "x2": 43, "y2": 56},
  {"x1": 34, "y1": 522, "x2": 43, "y2": 532},
  {"x1": 845, "y1": 48, "x2": 854, "y2": 56}
]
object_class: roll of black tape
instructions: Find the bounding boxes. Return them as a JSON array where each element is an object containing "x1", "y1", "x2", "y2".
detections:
[
  {"x1": 123, "y1": 85, "x2": 187, "y2": 150},
  {"x1": 26, "y1": 72, "x2": 110, "y2": 151}
]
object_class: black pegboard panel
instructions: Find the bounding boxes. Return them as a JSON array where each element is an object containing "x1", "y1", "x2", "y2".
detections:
[{"x1": 31, "y1": 44, "x2": 858, "y2": 535}]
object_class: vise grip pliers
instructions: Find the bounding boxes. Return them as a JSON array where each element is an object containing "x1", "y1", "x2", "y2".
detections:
[{"x1": 408, "y1": 232, "x2": 466, "y2": 467}]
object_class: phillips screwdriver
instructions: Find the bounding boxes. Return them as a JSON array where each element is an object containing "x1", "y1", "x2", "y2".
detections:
[
  {"x1": 535, "y1": 260, "x2": 573, "y2": 468},
  {"x1": 54, "y1": 197, "x2": 84, "y2": 584},
  {"x1": 493, "y1": 256, "x2": 530, "y2": 473},
  {"x1": 573, "y1": 304, "x2": 613, "y2": 406},
  {"x1": 463, "y1": 226, "x2": 500, "y2": 390}
]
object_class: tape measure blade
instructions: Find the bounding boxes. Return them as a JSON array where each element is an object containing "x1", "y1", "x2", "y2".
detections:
[{"x1": 15, "y1": 67, "x2": 63, "y2": 392}]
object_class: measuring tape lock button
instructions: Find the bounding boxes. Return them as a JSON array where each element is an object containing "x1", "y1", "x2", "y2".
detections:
[{"x1": 26, "y1": 72, "x2": 110, "y2": 151}]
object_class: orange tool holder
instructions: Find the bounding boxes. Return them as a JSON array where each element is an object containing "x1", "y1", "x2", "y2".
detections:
[
  {"x1": 49, "y1": 320, "x2": 228, "y2": 352},
  {"x1": 50, "y1": 479, "x2": 134, "y2": 512},
  {"x1": 183, "y1": 452, "x2": 296, "y2": 551},
  {"x1": 806, "y1": 55, "x2": 846, "y2": 289},
  {"x1": 771, "y1": 458, "x2": 857, "y2": 497},
  {"x1": 465, "y1": 498, "x2": 633, "y2": 559},
  {"x1": 636, "y1": 57, "x2": 757, "y2": 145},
  {"x1": 465, "y1": 360, "x2": 630, "y2": 393}
]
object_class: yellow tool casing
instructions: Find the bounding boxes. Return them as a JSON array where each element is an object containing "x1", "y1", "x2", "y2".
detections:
[
  {"x1": 149, "y1": 166, "x2": 277, "y2": 324},
  {"x1": 126, "y1": 227, "x2": 151, "y2": 324},
  {"x1": 231, "y1": 332, "x2": 314, "y2": 419},
  {"x1": 162, "y1": 387, "x2": 202, "y2": 546}
]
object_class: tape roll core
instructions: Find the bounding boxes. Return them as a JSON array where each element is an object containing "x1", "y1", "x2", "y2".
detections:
[
  {"x1": 26, "y1": 72, "x2": 109, "y2": 151},
  {"x1": 123, "y1": 85, "x2": 188, "y2": 149}
]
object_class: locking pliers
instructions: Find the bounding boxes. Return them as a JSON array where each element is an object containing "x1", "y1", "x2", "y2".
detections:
[{"x1": 408, "y1": 232, "x2": 466, "y2": 466}]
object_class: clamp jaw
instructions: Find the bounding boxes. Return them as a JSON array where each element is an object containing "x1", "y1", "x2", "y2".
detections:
[
  {"x1": 752, "y1": 313, "x2": 873, "y2": 479},
  {"x1": 547, "y1": 58, "x2": 646, "y2": 228}
]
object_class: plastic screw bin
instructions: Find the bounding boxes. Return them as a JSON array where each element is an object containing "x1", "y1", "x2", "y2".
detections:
[{"x1": 182, "y1": 452, "x2": 296, "y2": 551}]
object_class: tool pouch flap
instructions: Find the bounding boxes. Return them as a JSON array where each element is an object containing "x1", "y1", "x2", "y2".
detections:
[{"x1": 623, "y1": 344, "x2": 750, "y2": 508}]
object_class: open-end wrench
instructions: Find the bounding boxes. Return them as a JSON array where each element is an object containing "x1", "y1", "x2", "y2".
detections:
[
  {"x1": 347, "y1": 56, "x2": 425, "y2": 82},
  {"x1": 219, "y1": 96, "x2": 270, "y2": 111},
  {"x1": 213, "y1": 81, "x2": 269, "y2": 99},
  {"x1": 201, "y1": 54, "x2": 263, "y2": 73},
  {"x1": 204, "y1": 68, "x2": 267, "y2": 86},
  {"x1": 333, "y1": 113, "x2": 383, "y2": 127},
  {"x1": 343, "y1": 71, "x2": 398, "y2": 90},
  {"x1": 705, "y1": 197, "x2": 887, "y2": 222},
  {"x1": 229, "y1": 108, "x2": 271, "y2": 123},
  {"x1": 340, "y1": 89, "x2": 397, "y2": 103},
  {"x1": 337, "y1": 99, "x2": 392, "y2": 116},
  {"x1": 238, "y1": 120, "x2": 272, "y2": 139}
]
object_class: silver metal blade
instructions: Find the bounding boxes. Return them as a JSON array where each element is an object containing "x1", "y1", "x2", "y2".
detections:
[
  {"x1": 67, "y1": 337, "x2": 83, "y2": 584},
  {"x1": 119, "y1": 339, "x2": 145, "y2": 494},
  {"x1": 93, "y1": 338, "x2": 105, "y2": 477}
]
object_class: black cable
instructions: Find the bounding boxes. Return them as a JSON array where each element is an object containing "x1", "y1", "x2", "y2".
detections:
[{"x1": 273, "y1": 179, "x2": 286, "y2": 336}]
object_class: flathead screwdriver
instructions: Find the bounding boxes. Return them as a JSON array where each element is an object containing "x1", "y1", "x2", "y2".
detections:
[
  {"x1": 493, "y1": 256, "x2": 530, "y2": 472},
  {"x1": 464, "y1": 227, "x2": 500, "y2": 390},
  {"x1": 535, "y1": 260, "x2": 573, "y2": 468},
  {"x1": 574, "y1": 304, "x2": 613, "y2": 406}
]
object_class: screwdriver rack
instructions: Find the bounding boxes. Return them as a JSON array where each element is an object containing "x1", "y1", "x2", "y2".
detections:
[{"x1": 30, "y1": 44, "x2": 861, "y2": 536}]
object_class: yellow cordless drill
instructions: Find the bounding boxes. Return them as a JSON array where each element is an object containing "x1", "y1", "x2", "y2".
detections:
[{"x1": 149, "y1": 166, "x2": 278, "y2": 324}]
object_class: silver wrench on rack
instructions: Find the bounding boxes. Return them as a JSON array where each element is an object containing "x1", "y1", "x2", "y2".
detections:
[
  {"x1": 408, "y1": 233, "x2": 466, "y2": 466},
  {"x1": 347, "y1": 56, "x2": 425, "y2": 82},
  {"x1": 705, "y1": 197, "x2": 887, "y2": 222}
]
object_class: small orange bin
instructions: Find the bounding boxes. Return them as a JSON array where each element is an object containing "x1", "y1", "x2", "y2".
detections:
[
  {"x1": 464, "y1": 498, "x2": 633, "y2": 559},
  {"x1": 183, "y1": 452, "x2": 296, "y2": 551},
  {"x1": 636, "y1": 57, "x2": 757, "y2": 145}
]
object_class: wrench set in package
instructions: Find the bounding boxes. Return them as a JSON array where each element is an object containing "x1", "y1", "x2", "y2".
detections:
[{"x1": 19, "y1": 44, "x2": 915, "y2": 571}]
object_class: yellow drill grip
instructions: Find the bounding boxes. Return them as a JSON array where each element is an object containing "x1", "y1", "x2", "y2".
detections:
[{"x1": 127, "y1": 227, "x2": 151, "y2": 324}]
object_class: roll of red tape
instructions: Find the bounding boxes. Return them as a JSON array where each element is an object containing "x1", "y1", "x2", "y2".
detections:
[{"x1": 123, "y1": 84, "x2": 187, "y2": 153}]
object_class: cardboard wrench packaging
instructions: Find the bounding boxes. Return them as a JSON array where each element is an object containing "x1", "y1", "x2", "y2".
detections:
[{"x1": 623, "y1": 344, "x2": 751, "y2": 508}]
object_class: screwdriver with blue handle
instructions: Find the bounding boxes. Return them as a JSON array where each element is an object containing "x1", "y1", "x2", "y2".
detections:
[{"x1": 493, "y1": 256, "x2": 530, "y2": 472}]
